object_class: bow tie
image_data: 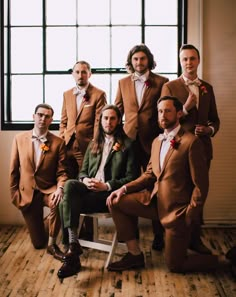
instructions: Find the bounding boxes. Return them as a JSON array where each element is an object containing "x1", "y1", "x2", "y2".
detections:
[
  {"x1": 158, "y1": 133, "x2": 174, "y2": 141},
  {"x1": 185, "y1": 78, "x2": 201, "y2": 87},
  {"x1": 73, "y1": 87, "x2": 86, "y2": 96},
  {"x1": 32, "y1": 135, "x2": 47, "y2": 143},
  {"x1": 132, "y1": 75, "x2": 146, "y2": 83}
]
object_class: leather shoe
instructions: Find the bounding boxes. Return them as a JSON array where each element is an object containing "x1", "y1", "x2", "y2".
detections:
[
  {"x1": 107, "y1": 252, "x2": 145, "y2": 271},
  {"x1": 189, "y1": 239, "x2": 212, "y2": 254},
  {"x1": 152, "y1": 234, "x2": 164, "y2": 251},
  {"x1": 226, "y1": 246, "x2": 236, "y2": 265},
  {"x1": 63, "y1": 242, "x2": 83, "y2": 260},
  {"x1": 57, "y1": 256, "x2": 81, "y2": 280},
  {"x1": 47, "y1": 244, "x2": 64, "y2": 261}
]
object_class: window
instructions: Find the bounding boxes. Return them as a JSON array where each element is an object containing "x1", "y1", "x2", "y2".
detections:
[{"x1": 1, "y1": 0, "x2": 187, "y2": 130}]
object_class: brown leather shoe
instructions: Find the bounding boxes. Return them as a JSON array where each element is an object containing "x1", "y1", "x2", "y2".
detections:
[
  {"x1": 57, "y1": 256, "x2": 81, "y2": 280},
  {"x1": 63, "y1": 242, "x2": 83, "y2": 260},
  {"x1": 47, "y1": 244, "x2": 65, "y2": 261},
  {"x1": 107, "y1": 252, "x2": 145, "y2": 271},
  {"x1": 189, "y1": 239, "x2": 212, "y2": 254}
]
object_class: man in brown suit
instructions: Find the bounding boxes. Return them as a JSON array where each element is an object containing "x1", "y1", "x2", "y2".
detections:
[
  {"x1": 161, "y1": 44, "x2": 220, "y2": 254},
  {"x1": 115, "y1": 44, "x2": 169, "y2": 250},
  {"x1": 59, "y1": 61, "x2": 107, "y2": 238},
  {"x1": 106, "y1": 96, "x2": 236, "y2": 274},
  {"x1": 9, "y1": 103, "x2": 68, "y2": 261}
]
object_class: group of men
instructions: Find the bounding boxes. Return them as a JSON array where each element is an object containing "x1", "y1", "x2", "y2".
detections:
[{"x1": 9, "y1": 44, "x2": 236, "y2": 280}]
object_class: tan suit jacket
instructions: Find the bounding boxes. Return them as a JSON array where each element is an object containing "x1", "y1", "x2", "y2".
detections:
[
  {"x1": 9, "y1": 130, "x2": 68, "y2": 210},
  {"x1": 161, "y1": 77, "x2": 220, "y2": 161},
  {"x1": 115, "y1": 72, "x2": 169, "y2": 155},
  {"x1": 125, "y1": 128, "x2": 209, "y2": 228},
  {"x1": 59, "y1": 83, "x2": 107, "y2": 155}
]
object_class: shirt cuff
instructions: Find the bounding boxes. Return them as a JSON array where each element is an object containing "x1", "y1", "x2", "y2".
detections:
[
  {"x1": 183, "y1": 106, "x2": 188, "y2": 115},
  {"x1": 106, "y1": 182, "x2": 111, "y2": 191},
  {"x1": 209, "y1": 126, "x2": 215, "y2": 136}
]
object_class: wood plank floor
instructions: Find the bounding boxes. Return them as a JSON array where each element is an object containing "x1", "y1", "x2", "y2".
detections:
[{"x1": 0, "y1": 223, "x2": 236, "y2": 297}]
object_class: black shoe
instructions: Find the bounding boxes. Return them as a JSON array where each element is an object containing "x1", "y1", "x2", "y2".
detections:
[
  {"x1": 57, "y1": 256, "x2": 81, "y2": 280},
  {"x1": 47, "y1": 244, "x2": 65, "y2": 261},
  {"x1": 152, "y1": 234, "x2": 164, "y2": 251},
  {"x1": 107, "y1": 252, "x2": 145, "y2": 271},
  {"x1": 189, "y1": 239, "x2": 212, "y2": 254},
  {"x1": 226, "y1": 246, "x2": 236, "y2": 265},
  {"x1": 63, "y1": 242, "x2": 83, "y2": 260}
]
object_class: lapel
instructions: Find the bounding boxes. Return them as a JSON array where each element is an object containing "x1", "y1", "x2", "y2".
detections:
[
  {"x1": 35, "y1": 132, "x2": 50, "y2": 171},
  {"x1": 76, "y1": 83, "x2": 92, "y2": 120},
  {"x1": 128, "y1": 76, "x2": 139, "y2": 109},
  {"x1": 27, "y1": 131, "x2": 36, "y2": 171}
]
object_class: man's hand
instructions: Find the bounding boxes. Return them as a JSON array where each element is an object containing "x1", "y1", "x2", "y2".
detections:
[
  {"x1": 184, "y1": 91, "x2": 197, "y2": 111},
  {"x1": 195, "y1": 124, "x2": 212, "y2": 136},
  {"x1": 83, "y1": 177, "x2": 107, "y2": 192},
  {"x1": 106, "y1": 186, "x2": 126, "y2": 208},
  {"x1": 51, "y1": 187, "x2": 64, "y2": 206}
]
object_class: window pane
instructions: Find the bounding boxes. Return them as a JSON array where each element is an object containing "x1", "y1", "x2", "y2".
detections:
[
  {"x1": 145, "y1": 27, "x2": 178, "y2": 73},
  {"x1": 78, "y1": 27, "x2": 110, "y2": 68},
  {"x1": 11, "y1": 28, "x2": 42, "y2": 73},
  {"x1": 11, "y1": 0, "x2": 42, "y2": 25},
  {"x1": 111, "y1": 0, "x2": 141, "y2": 25},
  {"x1": 46, "y1": 28, "x2": 76, "y2": 71},
  {"x1": 4, "y1": 0, "x2": 8, "y2": 26},
  {"x1": 146, "y1": 0, "x2": 177, "y2": 25},
  {"x1": 77, "y1": 0, "x2": 110, "y2": 25},
  {"x1": 46, "y1": 0, "x2": 76, "y2": 25},
  {"x1": 45, "y1": 75, "x2": 74, "y2": 120},
  {"x1": 112, "y1": 27, "x2": 141, "y2": 68},
  {"x1": 4, "y1": 28, "x2": 8, "y2": 73},
  {"x1": 90, "y1": 74, "x2": 110, "y2": 104},
  {"x1": 11, "y1": 75, "x2": 43, "y2": 121}
]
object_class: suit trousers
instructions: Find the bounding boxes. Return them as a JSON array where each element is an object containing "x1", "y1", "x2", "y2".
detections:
[
  {"x1": 110, "y1": 193, "x2": 219, "y2": 273},
  {"x1": 21, "y1": 190, "x2": 61, "y2": 249},
  {"x1": 59, "y1": 179, "x2": 109, "y2": 244}
]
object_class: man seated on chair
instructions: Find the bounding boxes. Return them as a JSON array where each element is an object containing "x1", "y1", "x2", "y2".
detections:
[{"x1": 57, "y1": 104, "x2": 141, "y2": 279}]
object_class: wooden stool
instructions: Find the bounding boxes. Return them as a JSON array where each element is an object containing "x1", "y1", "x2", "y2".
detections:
[{"x1": 78, "y1": 212, "x2": 119, "y2": 268}]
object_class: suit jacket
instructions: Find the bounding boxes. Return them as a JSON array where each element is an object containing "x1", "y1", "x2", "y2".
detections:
[
  {"x1": 161, "y1": 76, "x2": 220, "y2": 160},
  {"x1": 79, "y1": 136, "x2": 141, "y2": 191},
  {"x1": 125, "y1": 128, "x2": 209, "y2": 228},
  {"x1": 9, "y1": 130, "x2": 68, "y2": 210},
  {"x1": 59, "y1": 83, "x2": 107, "y2": 155},
  {"x1": 115, "y1": 72, "x2": 169, "y2": 155}
]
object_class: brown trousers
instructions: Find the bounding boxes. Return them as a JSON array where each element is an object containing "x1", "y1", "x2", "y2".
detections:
[
  {"x1": 110, "y1": 193, "x2": 219, "y2": 273},
  {"x1": 21, "y1": 190, "x2": 61, "y2": 249}
]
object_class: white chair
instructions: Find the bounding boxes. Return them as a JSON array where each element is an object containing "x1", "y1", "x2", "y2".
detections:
[{"x1": 78, "y1": 212, "x2": 119, "y2": 268}]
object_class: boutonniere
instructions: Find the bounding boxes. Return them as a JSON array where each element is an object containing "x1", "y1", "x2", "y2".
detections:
[
  {"x1": 170, "y1": 138, "x2": 180, "y2": 149},
  {"x1": 200, "y1": 85, "x2": 208, "y2": 96},
  {"x1": 83, "y1": 92, "x2": 90, "y2": 102},
  {"x1": 40, "y1": 143, "x2": 49, "y2": 153},
  {"x1": 144, "y1": 80, "x2": 151, "y2": 88},
  {"x1": 112, "y1": 142, "x2": 121, "y2": 152}
]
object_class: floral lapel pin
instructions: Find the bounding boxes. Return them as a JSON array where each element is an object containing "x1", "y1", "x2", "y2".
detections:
[
  {"x1": 83, "y1": 92, "x2": 90, "y2": 102},
  {"x1": 170, "y1": 138, "x2": 180, "y2": 150},
  {"x1": 112, "y1": 142, "x2": 122, "y2": 152},
  {"x1": 40, "y1": 143, "x2": 49, "y2": 153},
  {"x1": 200, "y1": 85, "x2": 208, "y2": 96},
  {"x1": 144, "y1": 80, "x2": 151, "y2": 88}
]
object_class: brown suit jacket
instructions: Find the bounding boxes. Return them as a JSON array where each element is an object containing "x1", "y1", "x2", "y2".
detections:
[
  {"x1": 125, "y1": 128, "x2": 209, "y2": 228},
  {"x1": 59, "y1": 83, "x2": 107, "y2": 155},
  {"x1": 161, "y1": 76, "x2": 220, "y2": 160},
  {"x1": 115, "y1": 72, "x2": 169, "y2": 155},
  {"x1": 9, "y1": 130, "x2": 68, "y2": 210}
]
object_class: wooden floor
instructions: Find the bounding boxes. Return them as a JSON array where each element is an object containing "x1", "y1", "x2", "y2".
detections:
[{"x1": 0, "y1": 223, "x2": 236, "y2": 297}]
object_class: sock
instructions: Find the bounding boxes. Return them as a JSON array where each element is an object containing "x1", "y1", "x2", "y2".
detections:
[
  {"x1": 48, "y1": 236, "x2": 56, "y2": 246},
  {"x1": 68, "y1": 227, "x2": 78, "y2": 243}
]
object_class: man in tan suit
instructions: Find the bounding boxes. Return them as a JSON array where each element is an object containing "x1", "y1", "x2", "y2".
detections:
[
  {"x1": 59, "y1": 60, "x2": 107, "y2": 177},
  {"x1": 115, "y1": 44, "x2": 169, "y2": 250},
  {"x1": 59, "y1": 61, "x2": 107, "y2": 238},
  {"x1": 106, "y1": 96, "x2": 236, "y2": 274},
  {"x1": 10, "y1": 103, "x2": 68, "y2": 261},
  {"x1": 161, "y1": 44, "x2": 220, "y2": 254}
]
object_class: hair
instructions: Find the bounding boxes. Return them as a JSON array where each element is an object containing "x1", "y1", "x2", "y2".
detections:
[
  {"x1": 125, "y1": 44, "x2": 157, "y2": 73},
  {"x1": 157, "y1": 96, "x2": 183, "y2": 112},
  {"x1": 72, "y1": 60, "x2": 91, "y2": 72},
  {"x1": 34, "y1": 103, "x2": 54, "y2": 116},
  {"x1": 179, "y1": 44, "x2": 200, "y2": 59},
  {"x1": 90, "y1": 104, "x2": 126, "y2": 154}
]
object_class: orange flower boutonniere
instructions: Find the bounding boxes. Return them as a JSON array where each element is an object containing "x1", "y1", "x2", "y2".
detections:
[
  {"x1": 170, "y1": 138, "x2": 180, "y2": 150},
  {"x1": 200, "y1": 85, "x2": 208, "y2": 96},
  {"x1": 112, "y1": 142, "x2": 121, "y2": 152},
  {"x1": 40, "y1": 143, "x2": 49, "y2": 153}
]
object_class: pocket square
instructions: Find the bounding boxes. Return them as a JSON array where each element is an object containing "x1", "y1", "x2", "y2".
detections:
[{"x1": 84, "y1": 104, "x2": 92, "y2": 108}]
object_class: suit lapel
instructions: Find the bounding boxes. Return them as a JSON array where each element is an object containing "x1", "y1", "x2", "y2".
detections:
[{"x1": 27, "y1": 131, "x2": 36, "y2": 170}]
